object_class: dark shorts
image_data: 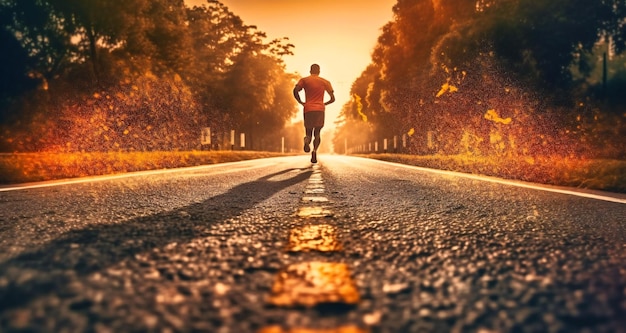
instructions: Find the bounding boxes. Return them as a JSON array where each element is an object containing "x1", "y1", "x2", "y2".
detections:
[{"x1": 304, "y1": 111, "x2": 325, "y2": 129}]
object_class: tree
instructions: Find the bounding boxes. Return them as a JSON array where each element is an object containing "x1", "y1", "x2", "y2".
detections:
[
  {"x1": 0, "y1": 0, "x2": 299, "y2": 153},
  {"x1": 435, "y1": 0, "x2": 626, "y2": 94},
  {"x1": 1, "y1": 0, "x2": 75, "y2": 83},
  {"x1": 0, "y1": 26, "x2": 38, "y2": 122},
  {"x1": 335, "y1": 0, "x2": 626, "y2": 158},
  {"x1": 222, "y1": 50, "x2": 297, "y2": 150},
  {"x1": 185, "y1": 1, "x2": 296, "y2": 147}
]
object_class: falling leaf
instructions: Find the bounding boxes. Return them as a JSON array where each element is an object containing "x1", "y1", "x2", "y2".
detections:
[
  {"x1": 436, "y1": 81, "x2": 458, "y2": 97},
  {"x1": 484, "y1": 109, "x2": 512, "y2": 125},
  {"x1": 436, "y1": 83, "x2": 449, "y2": 98},
  {"x1": 353, "y1": 94, "x2": 368, "y2": 122}
]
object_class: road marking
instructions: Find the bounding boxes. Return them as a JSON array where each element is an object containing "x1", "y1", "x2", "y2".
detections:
[
  {"x1": 358, "y1": 157, "x2": 626, "y2": 204},
  {"x1": 297, "y1": 206, "x2": 334, "y2": 218},
  {"x1": 302, "y1": 196, "x2": 330, "y2": 203},
  {"x1": 263, "y1": 164, "x2": 364, "y2": 333},
  {"x1": 266, "y1": 261, "x2": 360, "y2": 307},
  {"x1": 286, "y1": 224, "x2": 343, "y2": 252}
]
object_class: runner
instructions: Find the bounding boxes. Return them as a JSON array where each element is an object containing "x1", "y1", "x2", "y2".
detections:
[{"x1": 293, "y1": 64, "x2": 335, "y2": 163}]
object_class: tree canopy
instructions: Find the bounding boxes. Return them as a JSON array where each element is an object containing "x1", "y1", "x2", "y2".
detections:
[
  {"x1": 334, "y1": 0, "x2": 626, "y2": 158},
  {"x1": 0, "y1": 0, "x2": 297, "y2": 152}
]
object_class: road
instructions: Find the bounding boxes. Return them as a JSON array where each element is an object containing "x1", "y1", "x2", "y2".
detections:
[{"x1": 0, "y1": 155, "x2": 625, "y2": 332}]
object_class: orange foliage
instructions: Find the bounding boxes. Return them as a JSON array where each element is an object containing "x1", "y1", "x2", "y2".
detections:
[{"x1": 2, "y1": 72, "x2": 205, "y2": 153}]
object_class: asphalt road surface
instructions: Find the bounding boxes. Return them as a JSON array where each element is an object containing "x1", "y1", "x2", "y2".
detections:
[{"x1": 0, "y1": 155, "x2": 625, "y2": 333}]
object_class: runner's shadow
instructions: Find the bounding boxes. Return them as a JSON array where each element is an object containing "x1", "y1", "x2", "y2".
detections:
[{"x1": 0, "y1": 167, "x2": 313, "y2": 311}]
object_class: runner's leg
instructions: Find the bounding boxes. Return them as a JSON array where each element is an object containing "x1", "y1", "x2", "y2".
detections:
[
  {"x1": 312, "y1": 127, "x2": 321, "y2": 151},
  {"x1": 304, "y1": 127, "x2": 313, "y2": 152}
]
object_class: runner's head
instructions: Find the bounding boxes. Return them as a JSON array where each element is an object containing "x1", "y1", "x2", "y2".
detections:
[{"x1": 310, "y1": 64, "x2": 320, "y2": 75}]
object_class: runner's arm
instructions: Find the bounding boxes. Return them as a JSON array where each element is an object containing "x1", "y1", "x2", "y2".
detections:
[
  {"x1": 325, "y1": 91, "x2": 335, "y2": 105},
  {"x1": 293, "y1": 86, "x2": 304, "y2": 105}
]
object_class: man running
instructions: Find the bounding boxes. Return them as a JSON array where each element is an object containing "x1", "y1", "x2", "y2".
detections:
[{"x1": 293, "y1": 64, "x2": 335, "y2": 163}]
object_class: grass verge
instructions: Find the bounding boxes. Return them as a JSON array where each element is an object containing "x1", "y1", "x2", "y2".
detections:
[
  {"x1": 0, "y1": 151, "x2": 290, "y2": 184},
  {"x1": 357, "y1": 154, "x2": 626, "y2": 193}
]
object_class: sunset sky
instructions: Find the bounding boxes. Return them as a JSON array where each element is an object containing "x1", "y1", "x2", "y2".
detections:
[{"x1": 184, "y1": 0, "x2": 397, "y2": 128}]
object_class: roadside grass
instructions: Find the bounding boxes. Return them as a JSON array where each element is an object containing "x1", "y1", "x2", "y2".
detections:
[
  {"x1": 0, "y1": 151, "x2": 290, "y2": 184},
  {"x1": 357, "y1": 153, "x2": 626, "y2": 193},
  {"x1": 1, "y1": 151, "x2": 624, "y2": 193}
]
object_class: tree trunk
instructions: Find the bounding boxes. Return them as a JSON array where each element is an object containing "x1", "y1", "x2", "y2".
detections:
[{"x1": 86, "y1": 25, "x2": 100, "y2": 84}]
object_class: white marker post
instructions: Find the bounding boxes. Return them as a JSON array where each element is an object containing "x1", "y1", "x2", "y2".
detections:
[
  {"x1": 230, "y1": 130, "x2": 235, "y2": 150},
  {"x1": 427, "y1": 131, "x2": 434, "y2": 150},
  {"x1": 240, "y1": 133, "x2": 245, "y2": 150},
  {"x1": 393, "y1": 135, "x2": 398, "y2": 153},
  {"x1": 201, "y1": 127, "x2": 211, "y2": 150}
]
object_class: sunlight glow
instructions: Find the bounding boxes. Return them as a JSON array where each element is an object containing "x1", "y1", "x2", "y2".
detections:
[{"x1": 185, "y1": 0, "x2": 397, "y2": 132}]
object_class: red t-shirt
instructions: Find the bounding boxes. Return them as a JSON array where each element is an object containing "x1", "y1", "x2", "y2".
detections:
[{"x1": 294, "y1": 74, "x2": 334, "y2": 112}]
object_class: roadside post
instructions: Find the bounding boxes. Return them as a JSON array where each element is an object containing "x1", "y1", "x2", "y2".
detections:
[
  {"x1": 427, "y1": 131, "x2": 434, "y2": 150},
  {"x1": 393, "y1": 135, "x2": 398, "y2": 153},
  {"x1": 230, "y1": 130, "x2": 235, "y2": 151},
  {"x1": 201, "y1": 127, "x2": 211, "y2": 150}
]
